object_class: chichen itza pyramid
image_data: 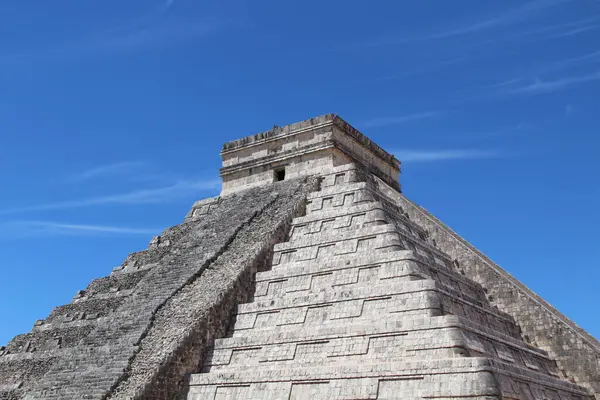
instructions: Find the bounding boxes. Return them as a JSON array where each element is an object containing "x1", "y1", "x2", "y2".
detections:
[{"x1": 1, "y1": 114, "x2": 598, "y2": 399}]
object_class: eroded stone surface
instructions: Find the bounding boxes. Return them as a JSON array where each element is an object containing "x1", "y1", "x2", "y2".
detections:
[
  {"x1": 185, "y1": 164, "x2": 596, "y2": 400},
  {"x1": 1, "y1": 114, "x2": 597, "y2": 399},
  {"x1": 0, "y1": 178, "x2": 316, "y2": 400}
]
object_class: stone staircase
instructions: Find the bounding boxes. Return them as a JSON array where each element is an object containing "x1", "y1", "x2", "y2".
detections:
[{"x1": 184, "y1": 164, "x2": 593, "y2": 399}]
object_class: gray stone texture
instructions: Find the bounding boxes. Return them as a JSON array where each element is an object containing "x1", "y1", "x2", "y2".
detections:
[
  {"x1": 1, "y1": 114, "x2": 598, "y2": 399},
  {"x1": 185, "y1": 164, "x2": 595, "y2": 400},
  {"x1": 0, "y1": 177, "x2": 317, "y2": 399},
  {"x1": 381, "y1": 183, "x2": 600, "y2": 396}
]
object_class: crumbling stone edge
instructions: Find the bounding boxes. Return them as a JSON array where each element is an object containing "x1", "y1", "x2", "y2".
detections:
[
  {"x1": 104, "y1": 177, "x2": 319, "y2": 399},
  {"x1": 387, "y1": 188, "x2": 600, "y2": 397}
]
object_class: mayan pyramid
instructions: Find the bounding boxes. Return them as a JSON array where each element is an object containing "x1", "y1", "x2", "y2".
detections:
[{"x1": 0, "y1": 114, "x2": 598, "y2": 399}]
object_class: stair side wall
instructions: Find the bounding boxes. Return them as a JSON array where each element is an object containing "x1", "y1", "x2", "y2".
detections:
[
  {"x1": 0, "y1": 178, "x2": 316, "y2": 400},
  {"x1": 107, "y1": 177, "x2": 318, "y2": 399}
]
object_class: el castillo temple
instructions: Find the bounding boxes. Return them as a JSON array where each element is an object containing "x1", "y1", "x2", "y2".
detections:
[{"x1": 1, "y1": 114, "x2": 598, "y2": 399}]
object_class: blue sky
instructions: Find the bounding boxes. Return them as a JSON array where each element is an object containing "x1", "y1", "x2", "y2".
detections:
[{"x1": 0, "y1": 0, "x2": 599, "y2": 345}]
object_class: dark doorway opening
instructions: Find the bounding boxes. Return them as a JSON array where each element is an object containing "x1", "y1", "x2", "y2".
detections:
[{"x1": 274, "y1": 168, "x2": 286, "y2": 181}]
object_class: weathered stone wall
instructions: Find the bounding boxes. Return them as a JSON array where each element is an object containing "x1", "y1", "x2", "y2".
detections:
[
  {"x1": 2, "y1": 112, "x2": 598, "y2": 399},
  {"x1": 107, "y1": 177, "x2": 317, "y2": 399},
  {"x1": 184, "y1": 165, "x2": 594, "y2": 400},
  {"x1": 220, "y1": 114, "x2": 401, "y2": 195},
  {"x1": 0, "y1": 177, "x2": 316, "y2": 400},
  {"x1": 373, "y1": 177, "x2": 600, "y2": 398}
]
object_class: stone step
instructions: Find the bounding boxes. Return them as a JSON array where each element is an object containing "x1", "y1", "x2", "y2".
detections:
[
  {"x1": 305, "y1": 184, "x2": 377, "y2": 215},
  {"x1": 307, "y1": 181, "x2": 369, "y2": 200},
  {"x1": 256, "y1": 253, "x2": 424, "y2": 299},
  {"x1": 189, "y1": 357, "x2": 496, "y2": 390},
  {"x1": 255, "y1": 251, "x2": 487, "y2": 305},
  {"x1": 274, "y1": 223, "x2": 402, "y2": 252},
  {"x1": 233, "y1": 279, "x2": 519, "y2": 339},
  {"x1": 203, "y1": 332, "x2": 459, "y2": 372},
  {"x1": 218, "y1": 315, "x2": 449, "y2": 349},
  {"x1": 281, "y1": 215, "x2": 453, "y2": 274},
  {"x1": 212, "y1": 313, "x2": 556, "y2": 377},
  {"x1": 288, "y1": 202, "x2": 388, "y2": 242},
  {"x1": 227, "y1": 311, "x2": 431, "y2": 341},
  {"x1": 291, "y1": 200, "x2": 386, "y2": 226},
  {"x1": 255, "y1": 263, "x2": 487, "y2": 313},
  {"x1": 238, "y1": 279, "x2": 437, "y2": 315},
  {"x1": 272, "y1": 224, "x2": 403, "y2": 266},
  {"x1": 215, "y1": 315, "x2": 548, "y2": 361},
  {"x1": 262, "y1": 251, "x2": 451, "y2": 283},
  {"x1": 187, "y1": 358, "x2": 591, "y2": 399},
  {"x1": 240, "y1": 279, "x2": 507, "y2": 322},
  {"x1": 231, "y1": 294, "x2": 433, "y2": 333},
  {"x1": 289, "y1": 203, "x2": 450, "y2": 267},
  {"x1": 298, "y1": 192, "x2": 420, "y2": 241},
  {"x1": 318, "y1": 164, "x2": 365, "y2": 189},
  {"x1": 260, "y1": 250, "x2": 418, "y2": 280}
]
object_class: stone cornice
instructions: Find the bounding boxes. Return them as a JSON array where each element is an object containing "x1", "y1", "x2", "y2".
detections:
[
  {"x1": 220, "y1": 114, "x2": 401, "y2": 177},
  {"x1": 221, "y1": 114, "x2": 336, "y2": 155},
  {"x1": 333, "y1": 140, "x2": 401, "y2": 191},
  {"x1": 331, "y1": 116, "x2": 400, "y2": 170},
  {"x1": 219, "y1": 140, "x2": 336, "y2": 176}
]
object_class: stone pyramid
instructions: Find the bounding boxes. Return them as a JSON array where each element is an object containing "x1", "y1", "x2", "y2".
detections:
[{"x1": 1, "y1": 115, "x2": 598, "y2": 399}]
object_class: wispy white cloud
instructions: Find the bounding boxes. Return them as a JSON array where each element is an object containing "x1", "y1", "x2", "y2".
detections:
[
  {"x1": 421, "y1": 123, "x2": 528, "y2": 143},
  {"x1": 1, "y1": 221, "x2": 158, "y2": 238},
  {"x1": 546, "y1": 22, "x2": 600, "y2": 39},
  {"x1": 504, "y1": 17, "x2": 600, "y2": 41},
  {"x1": 0, "y1": 0, "x2": 223, "y2": 64},
  {"x1": 163, "y1": 0, "x2": 176, "y2": 10},
  {"x1": 546, "y1": 49, "x2": 600, "y2": 73},
  {"x1": 361, "y1": 111, "x2": 442, "y2": 128},
  {"x1": 565, "y1": 104, "x2": 574, "y2": 116},
  {"x1": 100, "y1": 0, "x2": 177, "y2": 36},
  {"x1": 424, "y1": 0, "x2": 569, "y2": 39},
  {"x1": 69, "y1": 161, "x2": 169, "y2": 184},
  {"x1": 502, "y1": 71, "x2": 600, "y2": 96},
  {"x1": 0, "y1": 179, "x2": 221, "y2": 215},
  {"x1": 394, "y1": 149, "x2": 502, "y2": 163},
  {"x1": 482, "y1": 77, "x2": 523, "y2": 90},
  {"x1": 94, "y1": 19, "x2": 223, "y2": 53},
  {"x1": 367, "y1": 57, "x2": 468, "y2": 82},
  {"x1": 72, "y1": 161, "x2": 147, "y2": 182},
  {"x1": 477, "y1": 123, "x2": 525, "y2": 139},
  {"x1": 478, "y1": 51, "x2": 600, "y2": 100},
  {"x1": 337, "y1": 0, "x2": 569, "y2": 50}
]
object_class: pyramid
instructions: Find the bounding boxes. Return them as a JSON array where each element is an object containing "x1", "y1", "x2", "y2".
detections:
[{"x1": 0, "y1": 115, "x2": 598, "y2": 399}]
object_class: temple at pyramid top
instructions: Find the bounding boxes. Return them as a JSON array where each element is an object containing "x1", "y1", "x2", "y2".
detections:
[{"x1": 219, "y1": 114, "x2": 401, "y2": 195}]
